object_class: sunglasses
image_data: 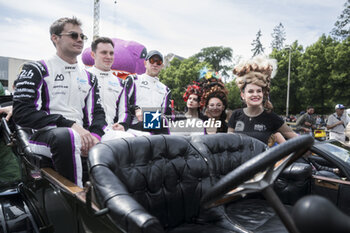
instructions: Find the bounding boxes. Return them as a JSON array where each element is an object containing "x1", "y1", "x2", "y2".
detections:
[
  {"x1": 148, "y1": 57, "x2": 163, "y2": 65},
  {"x1": 59, "y1": 32, "x2": 88, "y2": 41}
]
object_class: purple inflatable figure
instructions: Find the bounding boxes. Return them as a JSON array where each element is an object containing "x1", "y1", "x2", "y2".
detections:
[{"x1": 82, "y1": 38, "x2": 147, "y2": 79}]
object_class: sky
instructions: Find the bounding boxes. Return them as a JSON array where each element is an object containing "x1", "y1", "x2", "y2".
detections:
[{"x1": 0, "y1": 0, "x2": 346, "y2": 62}]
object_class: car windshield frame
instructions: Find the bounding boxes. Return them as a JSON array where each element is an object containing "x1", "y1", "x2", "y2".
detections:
[{"x1": 314, "y1": 140, "x2": 350, "y2": 165}]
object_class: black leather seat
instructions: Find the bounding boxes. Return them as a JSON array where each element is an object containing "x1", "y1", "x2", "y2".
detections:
[
  {"x1": 88, "y1": 134, "x2": 315, "y2": 232},
  {"x1": 274, "y1": 162, "x2": 312, "y2": 205},
  {"x1": 89, "y1": 134, "x2": 282, "y2": 232}
]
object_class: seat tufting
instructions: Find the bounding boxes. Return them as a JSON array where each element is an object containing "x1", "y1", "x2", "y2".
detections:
[{"x1": 88, "y1": 133, "x2": 269, "y2": 232}]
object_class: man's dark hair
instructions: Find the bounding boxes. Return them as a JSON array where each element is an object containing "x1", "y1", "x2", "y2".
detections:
[
  {"x1": 49, "y1": 17, "x2": 82, "y2": 47},
  {"x1": 307, "y1": 106, "x2": 314, "y2": 110},
  {"x1": 91, "y1": 37, "x2": 114, "y2": 52},
  {"x1": 50, "y1": 17, "x2": 82, "y2": 36}
]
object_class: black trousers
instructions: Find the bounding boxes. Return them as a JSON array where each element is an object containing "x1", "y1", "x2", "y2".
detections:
[{"x1": 29, "y1": 127, "x2": 83, "y2": 187}]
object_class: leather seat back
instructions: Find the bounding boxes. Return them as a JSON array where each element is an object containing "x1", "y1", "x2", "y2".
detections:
[
  {"x1": 88, "y1": 134, "x2": 266, "y2": 232},
  {"x1": 274, "y1": 162, "x2": 312, "y2": 204}
]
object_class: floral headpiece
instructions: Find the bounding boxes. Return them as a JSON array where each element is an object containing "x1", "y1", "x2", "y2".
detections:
[
  {"x1": 199, "y1": 67, "x2": 221, "y2": 80},
  {"x1": 183, "y1": 83, "x2": 202, "y2": 102}
]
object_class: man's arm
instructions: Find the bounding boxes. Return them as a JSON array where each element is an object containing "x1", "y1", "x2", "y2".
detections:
[
  {"x1": 125, "y1": 75, "x2": 143, "y2": 122},
  {"x1": 84, "y1": 72, "x2": 106, "y2": 140},
  {"x1": 116, "y1": 77, "x2": 133, "y2": 130},
  {"x1": 327, "y1": 122, "x2": 344, "y2": 130},
  {"x1": 126, "y1": 75, "x2": 137, "y2": 112},
  {"x1": 295, "y1": 114, "x2": 308, "y2": 132},
  {"x1": 310, "y1": 116, "x2": 317, "y2": 129},
  {"x1": 13, "y1": 62, "x2": 75, "y2": 128},
  {"x1": 326, "y1": 115, "x2": 344, "y2": 130},
  {"x1": 163, "y1": 87, "x2": 172, "y2": 118},
  {"x1": 295, "y1": 114, "x2": 305, "y2": 126}
]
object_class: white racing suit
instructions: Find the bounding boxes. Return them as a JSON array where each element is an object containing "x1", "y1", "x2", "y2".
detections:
[
  {"x1": 88, "y1": 67, "x2": 132, "y2": 136},
  {"x1": 126, "y1": 73, "x2": 172, "y2": 134},
  {"x1": 13, "y1": 55, "x2": 106, "y2": 187}
]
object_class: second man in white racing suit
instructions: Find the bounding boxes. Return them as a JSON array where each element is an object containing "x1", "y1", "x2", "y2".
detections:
[{"x1": 88, "y1": 37, "x2": 133, "y2": 139}]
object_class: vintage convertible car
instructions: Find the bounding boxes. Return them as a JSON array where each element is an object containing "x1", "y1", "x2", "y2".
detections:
[
  {"x1": 304, "y1": 139, "x2": 350, "y2": 214},
  {"x1": 1, "y1": 97, "x2": 350, "y2": 233}
]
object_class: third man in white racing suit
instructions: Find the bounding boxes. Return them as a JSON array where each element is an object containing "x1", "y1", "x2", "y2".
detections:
[{"x1": 126, "y1": 50, "x2": 172, "y2": 134}]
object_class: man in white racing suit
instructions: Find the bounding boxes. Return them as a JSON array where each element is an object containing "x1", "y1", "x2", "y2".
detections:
[
  {"x1": 88, "y1": 37, "x2": 132, "y2": 139},
  {"x1": 13, "y1": 17, "x2": 106, "y2": 187},
  {"x1": 126, "y1": 50, "x2": 172, "y2": 134}
]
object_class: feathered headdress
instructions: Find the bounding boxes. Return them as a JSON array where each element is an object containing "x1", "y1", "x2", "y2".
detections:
[{"x1": 233, "y1": 55, "x2": 277, "y2": 110}]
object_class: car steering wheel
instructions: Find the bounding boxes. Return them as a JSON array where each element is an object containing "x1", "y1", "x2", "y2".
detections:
[{"x1": 201, "y1": 135, "x2": 314, "y2": 233}]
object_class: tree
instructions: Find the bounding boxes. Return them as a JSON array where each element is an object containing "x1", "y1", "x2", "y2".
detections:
[
  {"x1": 271, "y1": 23, "x2": 286, "y2": 51},
  {"x1": 269, "y1": 41, "x2": 304, "y2": 115},
  {"x1": 159, "y1": 57, "x2": 208, "y2": 111},
  {"x1": 251, "y1": 29, "x2": 265, "y2": 56},
  {"x1": 325, "y1": 36, "x2": 350, "y2": 108},
  {"x1": 194, "y1": 46, "x2": 233, "y2": 81},
  {"x1": 225, "y1": 81, "x2": 241, "y2": 110},
  {"x1": 298, "y1": 35, "x2": 339, "y2": 113},
  {"x1": 269, "y1": 35, "x2": 350, "y2": 115},
  {"x1": 331, "y1": 0, "x2": 350, "y2": 40}
]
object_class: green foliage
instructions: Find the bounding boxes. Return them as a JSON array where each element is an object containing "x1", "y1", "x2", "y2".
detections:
[
  {"x1": 269, "y1": 35, "x2": 350, "y2": 115},
  {"x1": 271, "y1": 23, "x2": 286, "y2": 50},
  {"x1": 251, "y1": 29, "x2": 265, "y2": 56},
  {"x1": 226, "y1": 81, "x2": 241, "y2": 110},
  {"x1": 326, "y1": 36, "x2": 350, "y2": 107},
  {"x1": 270, "y1": 41, "x2": 304, "y2": 115},
  {"x1": 0, "y1": 82, "x2": 5, "y2": 96},
  {"x1": 159, "y1": 57, "x2": 208, "y2": 111},
  {"x1": 158, "y1": 2, "x2": 350, "y2": 116},
  {"x1": 194, "y1": 46, "x2": 233, "y2": 80},
  {"x1": 297, "y1": 35, "x2": 339, "y2": 113},
  {"x1": 331, "y1": 0, "x2": 350, "y2": 40}
]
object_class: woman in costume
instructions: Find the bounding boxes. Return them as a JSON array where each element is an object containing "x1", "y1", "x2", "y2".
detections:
[
  {"x1": 182, "y1": 84, "x2": 206, "y2": 120},
  {"x1": 199, "y1": 69, "x2": 229, "y2": 134},
  {"x1": 227, "y1": 55, "x2": 297, "y2": 144}
]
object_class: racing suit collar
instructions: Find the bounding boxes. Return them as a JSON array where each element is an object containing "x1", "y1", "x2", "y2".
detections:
[
  {"x1": 143, "y1": 73, "x2": 159, "y2": 83},
  {"x1": 90, "y1": 66, "x2": 113, "y2": 77},
  {"x1": 53, "y1": 54, "x2": 79, "y2": 73}
]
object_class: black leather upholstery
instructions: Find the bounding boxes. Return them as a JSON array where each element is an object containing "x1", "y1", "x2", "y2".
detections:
[
  {"x1": 293, "y1": 195, "x2": 350, "y2": 233},
  {"x1": 225, "y1": 198, "x2": 290, "y2": 233},
  {"x1": 88, "y1": 134, "x2": 268, "y2": 232},
  {"x1": 274, "y1": 162, "x2": 312, "y2": 205}
]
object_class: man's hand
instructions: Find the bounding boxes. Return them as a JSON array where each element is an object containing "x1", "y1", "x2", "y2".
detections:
[
  {"x1": 303, "y1": 127, "x2": 311, "y2": 133},
  {"x1": 304, "y1": 122, "x2": 311, "y2": 127},
  {"x1": 135, "y1": 108, "x2": 143, "y2": 122},
  {"x1": 71, "y1": 123, "x2": 98, "y2": 156},
  {"x1": 112, "y1": 123, "x2": 125, "y2": 131},
  {"x1": 91, "y1": 134, "x2": 100, "y2": 146},
  {"x1": 0, "y1": 106, "x2": 13, "y2": 121}
]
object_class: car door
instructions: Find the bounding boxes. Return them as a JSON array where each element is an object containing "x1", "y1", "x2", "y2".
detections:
[{"x1": 309, "y1": 141, "x2": 350, "y2": 215}]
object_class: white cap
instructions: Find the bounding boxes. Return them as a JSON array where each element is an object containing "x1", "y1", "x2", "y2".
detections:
[{"x1": 335, "y1": 104, "x2": 345, "y2": 110}]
